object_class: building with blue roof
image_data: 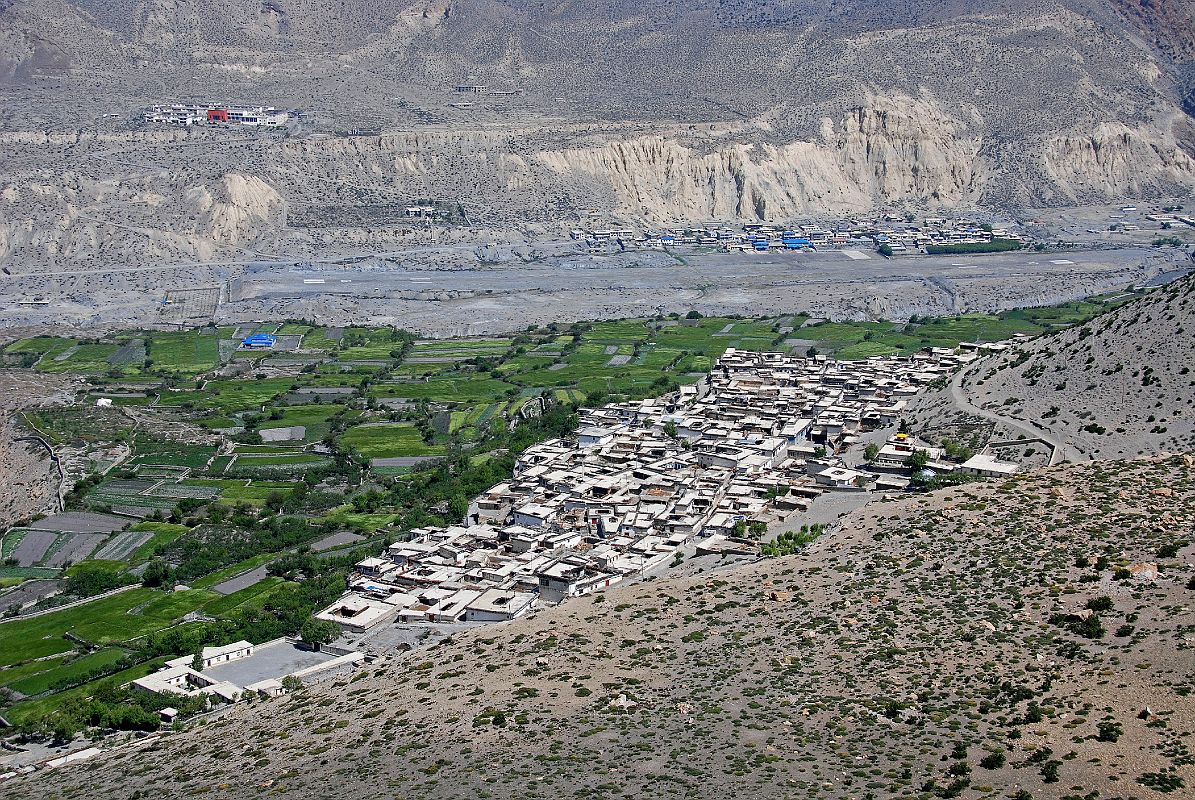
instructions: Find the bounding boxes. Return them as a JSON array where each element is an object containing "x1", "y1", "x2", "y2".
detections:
[{"x1": 242, "y1": 333, "x2": 277, "y2": 349}]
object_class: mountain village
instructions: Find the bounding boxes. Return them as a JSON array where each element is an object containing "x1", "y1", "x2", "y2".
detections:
[{"x1": 314, "y1": 345, "x2": 1021, "y2": 633}]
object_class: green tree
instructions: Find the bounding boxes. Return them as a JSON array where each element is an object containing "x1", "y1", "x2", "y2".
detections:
[
  {"x1": 265, "y1": 490, "x2": 287, "y2": 512},
  {"x1": 907, "y1": 449, "x2": 930, "y2": 471},
  {"x1": 864, "y1": 442, "x2": 880, "y2": 462},
  {"x1": 142, "y1": 558, "x2": 172, "y2": 588},
  {"x1": 299, "y1": 617, "x2": 340, "y2": 650},
  {"x1": 447, "y1": 493, "x2": 469, "y2": 522},
  {"x1": 65, "y1": 562, "x2": 131, "y2": 598},
  {"x1": 941, "y1": 439, "x2": 974, "y2": 462}
]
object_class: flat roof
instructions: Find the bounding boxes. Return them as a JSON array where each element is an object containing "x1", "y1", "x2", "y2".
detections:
[
  {"x1": 201, "y1": 639, "x2": 341, "y2": 687},
  {"x1": 961, "y1": 454, "x2": 1020, "y2": 473}
]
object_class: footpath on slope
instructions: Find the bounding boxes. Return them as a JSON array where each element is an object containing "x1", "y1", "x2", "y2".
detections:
[{"x1": 948, "y1": 357, "x2": 1081, "y2": 465}]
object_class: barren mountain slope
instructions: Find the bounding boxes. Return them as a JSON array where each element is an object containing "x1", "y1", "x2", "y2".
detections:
[
  {"x1": 917, "y1": 273, "x2": 1195, "y2": 462},
  {"x1": 0, "y1": 371, "x2": 78, "y2": 527},
  {"x1": 0, "y1": 0, "x2": 1192, "y2": 255},
  {"x1": 9, "y1": 455, "x2": 1194, "y2": 799}
]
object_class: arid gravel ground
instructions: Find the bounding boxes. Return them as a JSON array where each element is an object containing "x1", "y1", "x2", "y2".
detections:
[
  {"x1": 0, "y1": 371, "x2": 80, "y2": 526},
  {"x1": 912, "y1": 272, "x2": 1195, "y2": 462}
]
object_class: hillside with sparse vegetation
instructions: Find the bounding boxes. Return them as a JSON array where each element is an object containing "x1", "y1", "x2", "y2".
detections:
[
  {"x1": 922, "y1": 274, "x2": 1195, "y2": 462},
  {"x1": 6, "y1": 453, "x2": 1193, "y2": 799}
]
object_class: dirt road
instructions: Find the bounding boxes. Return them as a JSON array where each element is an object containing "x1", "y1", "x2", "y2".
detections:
[{"x1": 948, "y1": 359, "x2": 1080, "y2": 465}]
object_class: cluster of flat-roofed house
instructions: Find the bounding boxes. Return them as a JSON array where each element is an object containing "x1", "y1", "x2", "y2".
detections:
[{"x1": 317, "y1": 346, "x2": 994, "y2": 630}]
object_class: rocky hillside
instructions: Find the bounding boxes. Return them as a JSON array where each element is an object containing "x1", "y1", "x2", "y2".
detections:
[
  {"x1": 0, "y1": 1, "x2": 1192, "y2": 259},
  {"x1": 7, "y1": 454, "x2": 1193, "y2": 798},
  {"x1": 928, "y1": 273, "x2": 1195, "y2": 462}
]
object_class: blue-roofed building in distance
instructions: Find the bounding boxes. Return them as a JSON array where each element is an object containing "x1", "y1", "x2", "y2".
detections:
[{"x1": 241, "y1": 333, "x2": 277, "y2": 349}]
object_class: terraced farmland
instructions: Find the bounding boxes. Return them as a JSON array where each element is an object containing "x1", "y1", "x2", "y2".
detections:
[{"x1": 0, "y1": 292, "x2": 1146, "y2": 741}]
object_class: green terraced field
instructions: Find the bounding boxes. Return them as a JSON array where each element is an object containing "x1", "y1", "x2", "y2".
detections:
[
  {"x1": 449, "y1": 404, "x2": 496, "y2": 436},
  {"x1": 299, "y1": 327, "x2": 342, "y2": 350},
  {"x1": 145, "y1": 330, "x2": 220, "y2": 375},
  {"x1": 0, "y1": 588, "x2": 214, "y2": 666},
  {"x1": 321, "y1": 508, "x2": 404, "y2": 532},
  {"x1": 5, "y1": 647, "x2": 130, "y2": 697},
  {"x1": 339, "y1": 424, "x2": 446, "y2": 459},
  {"x1": 231, "y1": 454, "x2": 327, "y2": 466},
  {"x1": 370, "y1": 377, "x2": 518, "y2": 403},
  {"x1": 157, "y1": 377, "x2": 296, "y2": 413},
  {"x1": 127, "y1": 522, "x2": 190, "y2": 561},
  {"x1": 834, "y1": 342, "x2": 903, "y2": 359},
  {"x1": 35, "y1": 343, "x2": 122, "y2": 374},
  {"x1": 4, "y1": 336, "x2": 75, "y2": 356},
  {"x1": 201, "y1": 577, "x2": 289, "y2": 616},
  {"x1": 0, "y1": 656, "x2": 68, "y2": 689},
  {"x1": 256, "y1": 404, "x2": 353, "y2": 441}
]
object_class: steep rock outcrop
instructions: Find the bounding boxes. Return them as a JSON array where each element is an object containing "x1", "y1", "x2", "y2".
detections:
[
  {"x1": 1042, "y1": 119, "x2": 1195, "y2": 201},
  {"x1": 184, "y1": 173, "x2": 287, "y2": 246},
  {"x1": 538, "y1": 98, "x2": 986, "y2": 220}
]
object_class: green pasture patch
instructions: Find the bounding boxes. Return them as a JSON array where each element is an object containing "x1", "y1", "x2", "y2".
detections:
[
  {"x1": 145, "y1": 330, "x2": 219, "y2": 375},
  {"x1": 552, "y1": 389, "x2": 587, "y2": 404},
  {"x1": 370, "y1": 377, "x2": 517, "y2": 403},
  {"x1": 191, "y1": 554, "x2": 280, "y2": 590},
  {"x1": 6, "y1": 647, "x2": 130, "y2": 697},
  {"x1": 231, "y1": 454, "x2": 326, "y2": 466},
  {"x1": 158, "y1": 377, "x2": 296, "y2": 413},
  {"x1": 127, "y1": 443, "x2": 217, "y2": 469},
  {"x1": 3, "y1": 659, "x2": 168, "y2": 726},
  {"x1": 449, "y1": 404, "x2": 494, "y2": 435},
  {"x1": 201, "y1": 577, "x2": 286, "y2": 616},
  {"x1": 4, "y1": 337, "x2": 76, "y2": 357},
  {"x1": 0, "y1": 588, "x2": 201, "y2": 667},
  {"x1": 299, "y1": 328, "x2": 342, "y2": 350},
  {"x1": 411, "y1": 338, "x2": 512, "y2": 353},
  {"x1": 128, "y1": 522, "x2": 190, "y2": 561},
  {"x1": 36, "y1": 343, "x2": 122, "y2": 374},
  {"x1": 0, "y1": 566, "x2": 60, "y2": 581},
  {"x1": 585, "y1": 320, "x2": 651, "y2": 343},
  {"x1": 339, "y1": 424, "x2": 445, "y2": 459},
  {"x1": 0, "y1": 656, "x2": 69, "y2": 689},
  {"x1": 322, "y1": 508, "x2": 403, "y2": 532},
  {"x1": 835, "y1": 342, "x2": 902, "y2": 360}
]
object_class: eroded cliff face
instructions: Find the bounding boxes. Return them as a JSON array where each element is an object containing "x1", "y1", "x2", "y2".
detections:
[
  {"x1": 0, "y1": 168, "x2": 289, "y2": 274},
  {"x1": 538, "y1": 98, "x2": 987, "y2": 219},
  {"x1": 1041, "y1": 119, "x2": 1195, "y2": 201},
  {"x1": 2, "y1": 96, "x2": 1194, "y2": 275},
  {"x1": 183, "y1": 173, "x2": 288, "y2": 246}
]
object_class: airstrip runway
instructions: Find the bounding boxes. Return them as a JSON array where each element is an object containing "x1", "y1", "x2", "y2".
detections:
[
  {"x1": 1, "y1": 243, "x2": 1188, "y2": 336},
  {"x1": 228, "y1": 245, "x2": 1188, "y2": 336}
]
